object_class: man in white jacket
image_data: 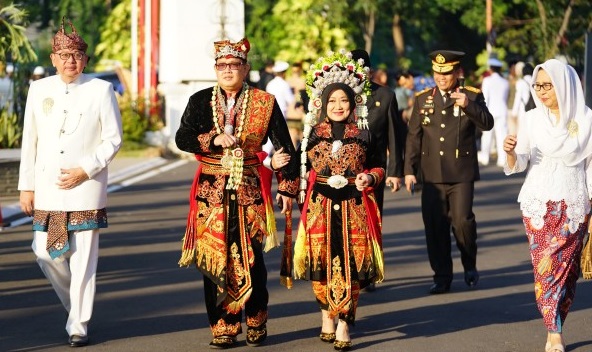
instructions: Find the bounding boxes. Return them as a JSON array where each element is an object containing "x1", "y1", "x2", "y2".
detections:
[
  {"x1": 18, "y1": 18, "x2": 122, "y2": 347},
  {"x1": 510, "y1": 62, "x2": 534, "y2": 134},
  {"x1": 479, "y1": 58, "x2": 509, "y2": 167}
]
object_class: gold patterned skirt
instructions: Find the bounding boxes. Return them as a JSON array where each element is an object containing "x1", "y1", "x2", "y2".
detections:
[{"x1": 294, "y1": 188, "x2": 383, "y2": 321}]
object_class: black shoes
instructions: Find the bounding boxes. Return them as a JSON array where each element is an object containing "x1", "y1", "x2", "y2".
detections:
[
  {"x1": 209, "y1": 335, "x2": 236, "y2": 349},
  {"x1": 428, "y1": 282, "x2": 451, "y2": 294},
  {"x1": 209, "y1": 325, "x2": 266, "y2": 349},
  {"x1": 68, "y1": 335, "x2": 89, "y2": 347},
  {"x1": 246, "y1": 324, "x2": 267, "y2": 347},
  {"x1": 464, "y1": 269, "x2": 479, "y2": 288},
  {"x1": 429, "y1": 270, "x2": 479, "y2": 294}
]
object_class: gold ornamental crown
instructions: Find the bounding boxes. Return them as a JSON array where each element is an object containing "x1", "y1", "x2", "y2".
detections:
[{"x1": 214, "y1": 38, "x2": 250, "y2": 60}]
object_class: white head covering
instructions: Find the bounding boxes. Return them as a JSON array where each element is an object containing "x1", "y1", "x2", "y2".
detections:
[
  {"x1": 272, "y1": 61, "x2": 289, "y2": 73},
  {"x1": 33, "y1": 66, "x2": 45, "y2": 75},
  {"x1": 531, "y1": 59, "x2": 592, "y2": 166},
  {"x1": 487, "y1": 58, "x2": 503, "y2": 68}
]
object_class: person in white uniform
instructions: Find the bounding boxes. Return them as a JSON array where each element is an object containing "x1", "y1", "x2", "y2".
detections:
[
  {"x1": 263, "y1": 61, "x2": 296, "y2": 165},
  {"x1": 18, "y1": 18, "x2": 122, "y2": 348},
  {"x1": 265, "y1": 61, "x2": 294, "y2": 117},
  {"x1": 510, "y1": 61, "x2": 534, "y2": 134},
  {"x1": 479, "y1": 58, "x2": 509, "y2": 167}
]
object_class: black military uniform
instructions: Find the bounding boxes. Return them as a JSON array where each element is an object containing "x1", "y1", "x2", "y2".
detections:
[
  {"x1": 404, "y1": 50, "x2": 494, "y2": 294},
  {"x1": 351, "y1": 49, "x2": 405, "y2": 215},
  {"x1": 352, "y1": 49, "x2": 406, "y2": 293}
]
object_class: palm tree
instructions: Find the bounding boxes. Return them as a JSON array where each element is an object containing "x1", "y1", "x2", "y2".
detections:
[
  {"x1": 0, "y1": 4, "x2": 36, "y2": 148},
  {"x1": 0, "y1": 4, "x2": 37, "y2": 64}
]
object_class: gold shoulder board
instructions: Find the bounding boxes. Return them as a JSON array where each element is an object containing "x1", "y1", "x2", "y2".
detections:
[
  {"x1": 415, "y1": 87, "x2": 432, "y2": 97},
  {"x1": 464, "y1": 86, "x2": 481, "y2": 94}
]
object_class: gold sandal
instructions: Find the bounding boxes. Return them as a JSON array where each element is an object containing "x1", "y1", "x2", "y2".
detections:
[
  {"x1": 319, "y1": 332, "x2": 336, "y2": 343},
  {"x1": 333, "y1": 339, "x2": 353, "y2": 351}
]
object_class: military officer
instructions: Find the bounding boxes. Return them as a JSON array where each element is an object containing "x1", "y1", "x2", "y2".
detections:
[{"x1": 404, "y1": 50, "x2": 494, "y2": 294}]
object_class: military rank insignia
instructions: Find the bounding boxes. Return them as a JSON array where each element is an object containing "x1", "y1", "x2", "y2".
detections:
[{"x1": 420, "y1": 96, "x2": 434, "y2": 125}]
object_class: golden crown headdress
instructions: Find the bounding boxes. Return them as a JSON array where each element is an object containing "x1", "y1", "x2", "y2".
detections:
[
  {"x1": 304, "y1": 49, "x2": 371, "y2": 130},
  {"x1": 214, "y1": 38, "x2": 250, "y2": 60},
  {"x1": 298, "y1": 49, "x2": 371, "y2": 202}
]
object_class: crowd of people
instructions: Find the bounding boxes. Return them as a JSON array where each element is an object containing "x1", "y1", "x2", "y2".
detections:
[{"x1": 15, "y1": 17, "x2": 590, "y2": 352}]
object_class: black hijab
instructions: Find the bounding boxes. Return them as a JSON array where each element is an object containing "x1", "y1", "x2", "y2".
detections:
[{"x1": 320, "y1": 83, "x2": 356, "y2": 123}]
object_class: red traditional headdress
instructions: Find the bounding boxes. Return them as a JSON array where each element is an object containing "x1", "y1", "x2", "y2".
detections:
[
  {"x1": 214, "y1": 38, "x2": 250, "y2": 60},
  {"x1": 52, "y1": 17, "x2": 88, "y2": 53}
]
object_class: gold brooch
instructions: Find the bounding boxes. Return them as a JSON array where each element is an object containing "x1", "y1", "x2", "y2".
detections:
[
  {"x1": 567, "y1": 120, "x2": 578, "y2": 137},
  {"x1": 43, "y1": 98, "x2": 54, "y2": 115},
  {"x1": 422, "y1": 116, "x2": 431, "y2": 125}
]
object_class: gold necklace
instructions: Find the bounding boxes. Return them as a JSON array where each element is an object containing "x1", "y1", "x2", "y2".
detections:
[
  {"x1": 211, "y1": 82, "x2": 249, "y2": 139},
  {"x1": 211, "y1": 83, "x2": 249, "y2": 190}
]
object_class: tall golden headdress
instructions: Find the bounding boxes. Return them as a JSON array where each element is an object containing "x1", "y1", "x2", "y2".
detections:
[{"x1": 298, "y1": 49, "x2": 371, "y2": 202}]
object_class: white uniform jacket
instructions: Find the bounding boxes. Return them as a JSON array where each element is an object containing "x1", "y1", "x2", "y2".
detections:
[
  {"x1": 18, "y1": 74, "x2": 123, "y2": 211},
  {"x1": 266, "y1": 76, "x2": 294, "y2": 118},
  {"x1": 481, "y1": 72, "x2": 509, "y2": 118}
]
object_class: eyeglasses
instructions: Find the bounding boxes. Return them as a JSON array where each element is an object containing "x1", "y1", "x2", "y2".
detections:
[
  {"x1": 532, "y1": 83, "x2": 553, "y2": 91},
  {"x1": 56, "y1": 52, "x2": 85, "y2": 61},
  {"x1": 215, "y1": 62, "x2": 243, "y2": 71}
]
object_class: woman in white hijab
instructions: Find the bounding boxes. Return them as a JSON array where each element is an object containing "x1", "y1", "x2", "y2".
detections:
[{"x1": 502, "y1": 59, "x2": 592, "y2": 352}]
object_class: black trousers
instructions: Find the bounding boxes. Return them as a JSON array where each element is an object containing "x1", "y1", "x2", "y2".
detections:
[
  {"x1": 202, "y1": 192, "x2": 269, "y2": 337},
  {"x1": 203, "y1": 241, "x2": 268, "y2": 336},
  {"x1": 421, "y1": 182, "x2": 477, "y2": 284}
]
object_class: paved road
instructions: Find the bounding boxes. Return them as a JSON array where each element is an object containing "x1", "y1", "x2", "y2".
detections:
[{"x1": 2, "y1": 160, "x2": 592, "y2": 352}]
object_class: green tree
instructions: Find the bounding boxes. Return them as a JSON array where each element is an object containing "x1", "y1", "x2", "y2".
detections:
[
  {"x1": 478, "y1": 0, "x2": 590, "y2": 66},
  {"x1": 94, "y1": 0, "x2": 132, "y2": 69},
  {"x1": 0, "y1": 3, "x2": 37, "y2": 147},
  {"x1": 6, "y1": 0, "x2": 125, "y2": 70},
  {"x1": 245, "y1": 0, "x2": 351, "y2": 70},
  {"x1": 0, "y1": 4, "x2": 37, "y2": 64}
]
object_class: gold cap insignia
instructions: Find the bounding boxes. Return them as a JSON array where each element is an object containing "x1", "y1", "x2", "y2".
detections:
[{"x1": 435, "y1": 54, "x2": 446, "y2": 64}]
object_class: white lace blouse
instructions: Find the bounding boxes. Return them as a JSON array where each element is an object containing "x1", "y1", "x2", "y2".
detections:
[{"x1": 504, "y1": 109, "x2": 592, "y2": 233}]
